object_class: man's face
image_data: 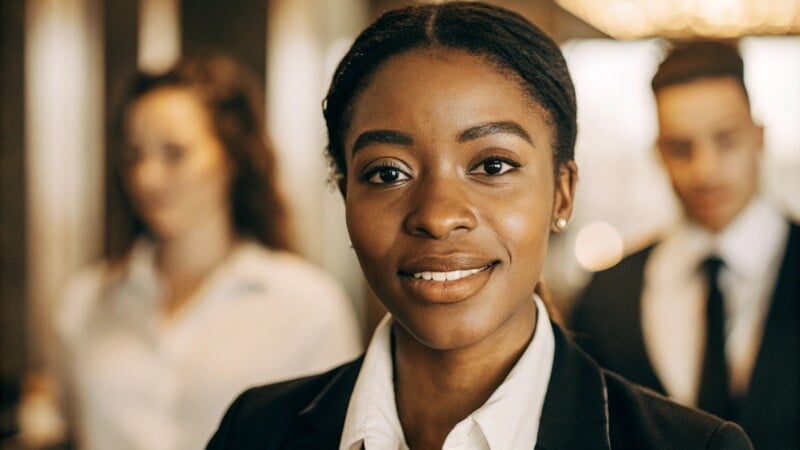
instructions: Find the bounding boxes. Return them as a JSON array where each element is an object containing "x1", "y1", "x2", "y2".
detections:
[{"x1": 655, "y1": 77, "x2": 763, "y2": 232}]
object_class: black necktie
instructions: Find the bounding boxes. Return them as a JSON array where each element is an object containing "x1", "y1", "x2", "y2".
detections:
[{"x1": 697, "y1": 257, "x2": 734, "y2": 419}]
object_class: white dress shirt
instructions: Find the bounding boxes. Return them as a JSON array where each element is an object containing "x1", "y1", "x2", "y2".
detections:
[
  {"x1": 339, "y1": 296, "x2": 554, "y2": 450},
  {"x1": 55, "y1": 238, "x2": 363, "y2": 450},
  {"x1": 641, "y1": 197, "x2": 789, "y2": 405}
]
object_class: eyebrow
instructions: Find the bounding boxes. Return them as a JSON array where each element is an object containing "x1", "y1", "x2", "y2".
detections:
[
  {"x1": 350, "y1": 120, "x2": 534, "y2": 155},
  {"x1": 352, "y1": 130, "x2": 414, "y2": 154},
  {"x1": 458, "y1": 121, "x2": 533, "y2": 145}
]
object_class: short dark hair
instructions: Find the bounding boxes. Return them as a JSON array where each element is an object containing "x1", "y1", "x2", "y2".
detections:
[
  {"x1": 322, "y1": 1, "x2": 576, "y2": 180},
  {"x1": 652, "y1": 40, "x2": 747, "y2": 99},
  {"x1": 107, "y1": 55, "x2": 291, "y2": 259}
]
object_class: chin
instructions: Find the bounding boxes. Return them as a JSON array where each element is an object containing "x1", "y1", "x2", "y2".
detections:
[
  {"x1": 142, "y1": 220, "x2": 181, "y2": 241},
  {"x1": 692, "y1": 212, "x2": 733, "y2": 233},
  {"x1": 398, "y1": 309, "x2": 498, "y2": 351}
]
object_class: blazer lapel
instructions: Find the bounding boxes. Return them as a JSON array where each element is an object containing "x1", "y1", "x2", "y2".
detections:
[
  {"x1": 738, "y1": 223, "x2": 800, "y2": 447},
  {"x1": 536, "y1": 324, "x2": 612, "y2": 450},
  {"x1": 280, "y1": 327, "x2": 614, "y2": 450},
  {"x1": 282, "y1": 358, "x2": 364, "y2": 450}
]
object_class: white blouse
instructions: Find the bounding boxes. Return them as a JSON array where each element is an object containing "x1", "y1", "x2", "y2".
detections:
[
  {"x1": 339, "y1": 296, "x2": 554, "y2": 450},
  {"x1": 55, "y1": 239, "x2": 363, "y2": 450}
]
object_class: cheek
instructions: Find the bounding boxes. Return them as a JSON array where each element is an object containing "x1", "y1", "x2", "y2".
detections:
[
  {"x1": 501, "y1": 204, "x2": 551, "y2": 259},
  {"x1": 664, "y1": 164, "x2": 692, "y2": 190},
  {"x1": 345, "y1": 198, "x2": 386, "y2": 261},
  {"x1": 729, "y1": 151, "x2": 759, "y2": 183},
  {"x1": 344, "y1": 183, "x2": 403, "y2": 247},
  {"x1": 186, "y1": 151, "x2": 232, "y2": 200},
  {"x1": 345, "y1": 193, "x2": 406, "y2": 292},
  {"x1": 485, "y1": 184, "x2": 552, "y2": 270}
]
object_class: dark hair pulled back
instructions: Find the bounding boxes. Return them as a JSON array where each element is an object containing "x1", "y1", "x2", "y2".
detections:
[{"x1": 323, "y1": 1, "x2": 577, "y2": 180}]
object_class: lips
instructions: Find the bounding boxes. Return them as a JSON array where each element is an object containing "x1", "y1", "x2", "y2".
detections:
[
  {"x1": 687, "y1": 188, "x2": 730, "y2": 210},
  {"x1": 399, "y1": 254, "x2": 497, "y2": 278},
  {"x1": 398, "y1": 255, "x2": 498, "y2": 304},
  {"x1": 411, "y1": 265, "x2": 491, "y2": 282}
]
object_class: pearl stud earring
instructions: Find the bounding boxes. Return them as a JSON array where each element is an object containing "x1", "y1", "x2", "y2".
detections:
[{"x1": 555, "y1": 218, "x2": 568, "y2": 230}]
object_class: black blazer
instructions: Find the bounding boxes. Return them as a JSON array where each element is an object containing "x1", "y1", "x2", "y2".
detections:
[
  {"x1": 570, "y1": 223, "x2": 800, "y2": 450},
  {"x1": 207, "y1": 323, "x2": 751, "y2": 450}
]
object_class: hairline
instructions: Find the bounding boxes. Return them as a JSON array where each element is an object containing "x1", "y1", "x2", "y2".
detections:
[{"x1": 335, "y1": 44, "x2": 559, "y2": 174}]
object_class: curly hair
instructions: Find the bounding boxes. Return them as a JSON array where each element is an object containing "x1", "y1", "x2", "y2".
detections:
[{"x1": 106, "y1": 55, "x2": 291, "y2": 259}]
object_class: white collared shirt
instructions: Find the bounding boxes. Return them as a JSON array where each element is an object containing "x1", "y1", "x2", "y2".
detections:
[
  {"x1": 55, "y1": 239, "x2": 362, "y2": 450},
  {"x1": 641, "y1": 197, "x2": 789, "y2": 405},
  {"x1": 339, "y1": 296, "x2": 554, "y2": 450}
]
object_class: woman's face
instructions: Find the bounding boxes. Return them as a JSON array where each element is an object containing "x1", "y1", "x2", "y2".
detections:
[
  {"x1": 343, "y1": 47, "x2": 576, "y2": 350},
  {"x1": 124, "y1": 87, "x2": 233, "y2": 240}
]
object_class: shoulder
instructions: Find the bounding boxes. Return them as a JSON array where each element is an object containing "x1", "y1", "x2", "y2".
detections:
[
  {"x1": 206, "y1": 376, "x2": 326, "y2": 450},
  {"x1": 590, "y1": 243, "x2": 656, "y2": 283},
  {"x1": 603, "y1": 371, "x2": 753, "y2": 450},
  {"x1": 235, "y1": 243, "x2": 349, "y2": 300},
  {"x1": 54, "y1": 259, "x2": 115, "y2": 341},
  {"x1": 207, "y1": 360, "x2": 359, "y2": 449},
  {"x1": 787, "y1": 221, "x2": 800, "y2": 247},
  {"x1": 570, "y1": 243, "x2": 656, "y2": 325}
]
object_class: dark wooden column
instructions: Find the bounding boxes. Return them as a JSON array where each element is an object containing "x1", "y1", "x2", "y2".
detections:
[
  {"x1": 103, "y1": 0, "x2": 139, "y2": 257},
  {"x1": 0, "y1": 0, "x2": 26, "y2": 439},
  {"x1": 181, "y1": 0, "x2": 267, "y2": 88}
]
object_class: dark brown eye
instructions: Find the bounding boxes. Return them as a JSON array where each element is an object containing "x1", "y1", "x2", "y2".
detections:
[
  {"x1": 471, "y1": 157, "x2": 519, "y2": 176},
  {"x1": 164, "y1": 144, "x2": 186, "y2": 164},
  {"x1": 364, "y1": 165, "x2": 410, "y2": 184},
  {"x1": 380, "y1": 168, "x2": 400, "y2": 182},
  {"x1": 483, "y1": 160, "x2": 504, "y2": 175}
]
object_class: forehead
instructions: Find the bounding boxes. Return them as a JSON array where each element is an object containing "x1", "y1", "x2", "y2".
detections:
[
  {"x1": 131, "y1": 87, "x2": 203, "y2": 114},
  {"x1": 346, "y1": 47, "x2": 551, "y2": 144},
  {"x1": 655, "y1": 77, "x2": 752, "y2": 136},
  {"x1": 127, "y1": 87, "x2": 211, "y2": 134}
]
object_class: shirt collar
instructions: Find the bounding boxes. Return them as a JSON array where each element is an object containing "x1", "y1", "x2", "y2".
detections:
[
  {"x1": 119, "y1": 237, "x2": 161, "y2": 299},
  {"x1": 647, "y1": 196, "x2": 788, "y2": 283},
  {"x1": 712, "y1": 196, "x2": 788, "y2": 279},
  {"x1": 119, "y1": 237, "x2": 271, "y2": 304},
  {"x1": 339, "y1": 296, "x2": 555, "y2": 450},
  {"x1": 471, "y1": 296, "x2": 554, "y2": 449}
]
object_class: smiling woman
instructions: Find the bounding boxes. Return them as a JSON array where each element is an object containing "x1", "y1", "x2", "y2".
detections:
[
  {"x1": 207, "y1": 3, "x2": 753, "y2": 450},
  {"x1": 343, "y1": 47, "x2": 565, "y2": 354}
]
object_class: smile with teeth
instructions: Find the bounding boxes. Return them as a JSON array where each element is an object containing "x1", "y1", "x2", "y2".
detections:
[{"x1": 411, "y1": 265, "x2": 490, "y2": 282}]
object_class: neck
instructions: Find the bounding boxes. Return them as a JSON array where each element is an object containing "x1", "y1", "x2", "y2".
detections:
[
  {"x1": 155, "y1": 213, "x2": 236, "y2": 316},
  {"x1": 694, "y1": 193, "x2": 758, "y2": 235},
  {"x1": 393, "y1": 301, "x2": 536, "y2": 450}
]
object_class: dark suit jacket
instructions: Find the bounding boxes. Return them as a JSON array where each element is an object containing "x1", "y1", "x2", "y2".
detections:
[
  {"x1": 570, "y1": 223, "x2": 800, "y2": 450},
  {"x1": 207, "y1": 323, "x2": 751, "y2": 450}
]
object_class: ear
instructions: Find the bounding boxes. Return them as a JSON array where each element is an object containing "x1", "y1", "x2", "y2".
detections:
[
  {"x1": 654, "y1": 139, "x2": 665, "y2": 164},
  {"x1": 753, "y1": 122, "x2": 765, "y2": 154},
  {"x1": 551, "y1": 161, "x2": 578, "y2": 233},
  {"x1": 337, "y1": 175, "x2": 347, "y2": 197}
]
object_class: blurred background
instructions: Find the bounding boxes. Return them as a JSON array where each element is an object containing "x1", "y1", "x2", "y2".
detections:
[{"x1": 1, "y1": 0, "x2": 799, "y2": 441}]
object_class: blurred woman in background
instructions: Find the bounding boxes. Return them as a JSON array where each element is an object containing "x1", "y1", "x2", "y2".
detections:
[{"x1": 20, "y1": 55, "x2": 361, "y2": 450}]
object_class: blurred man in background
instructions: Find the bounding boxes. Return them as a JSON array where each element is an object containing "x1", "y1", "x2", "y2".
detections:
[{"x1": 570, "y1": 41, "x2": 799, "y2": 450}]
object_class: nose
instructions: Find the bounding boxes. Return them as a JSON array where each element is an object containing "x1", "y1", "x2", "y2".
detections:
[
  {"x1": 689, "y1": 144, "x2": 719, "y2": 181},
  {"x1": 128, "y1": 155, "x2": 166, "y2": 194},
  {"x1": 403, "y1": 175, "x2": 478, "y2": 240}
]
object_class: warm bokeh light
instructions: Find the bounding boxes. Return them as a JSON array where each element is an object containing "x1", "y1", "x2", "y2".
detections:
[
  {"x1": 138, "y1": 0, "x2": 180, "y2": 74},
  {"x1": 556, "y1": 0, "x2": 800, "y2": 39},
  {"x1": 574, "y1": 221, "x2": 625, "y2": 272}
]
